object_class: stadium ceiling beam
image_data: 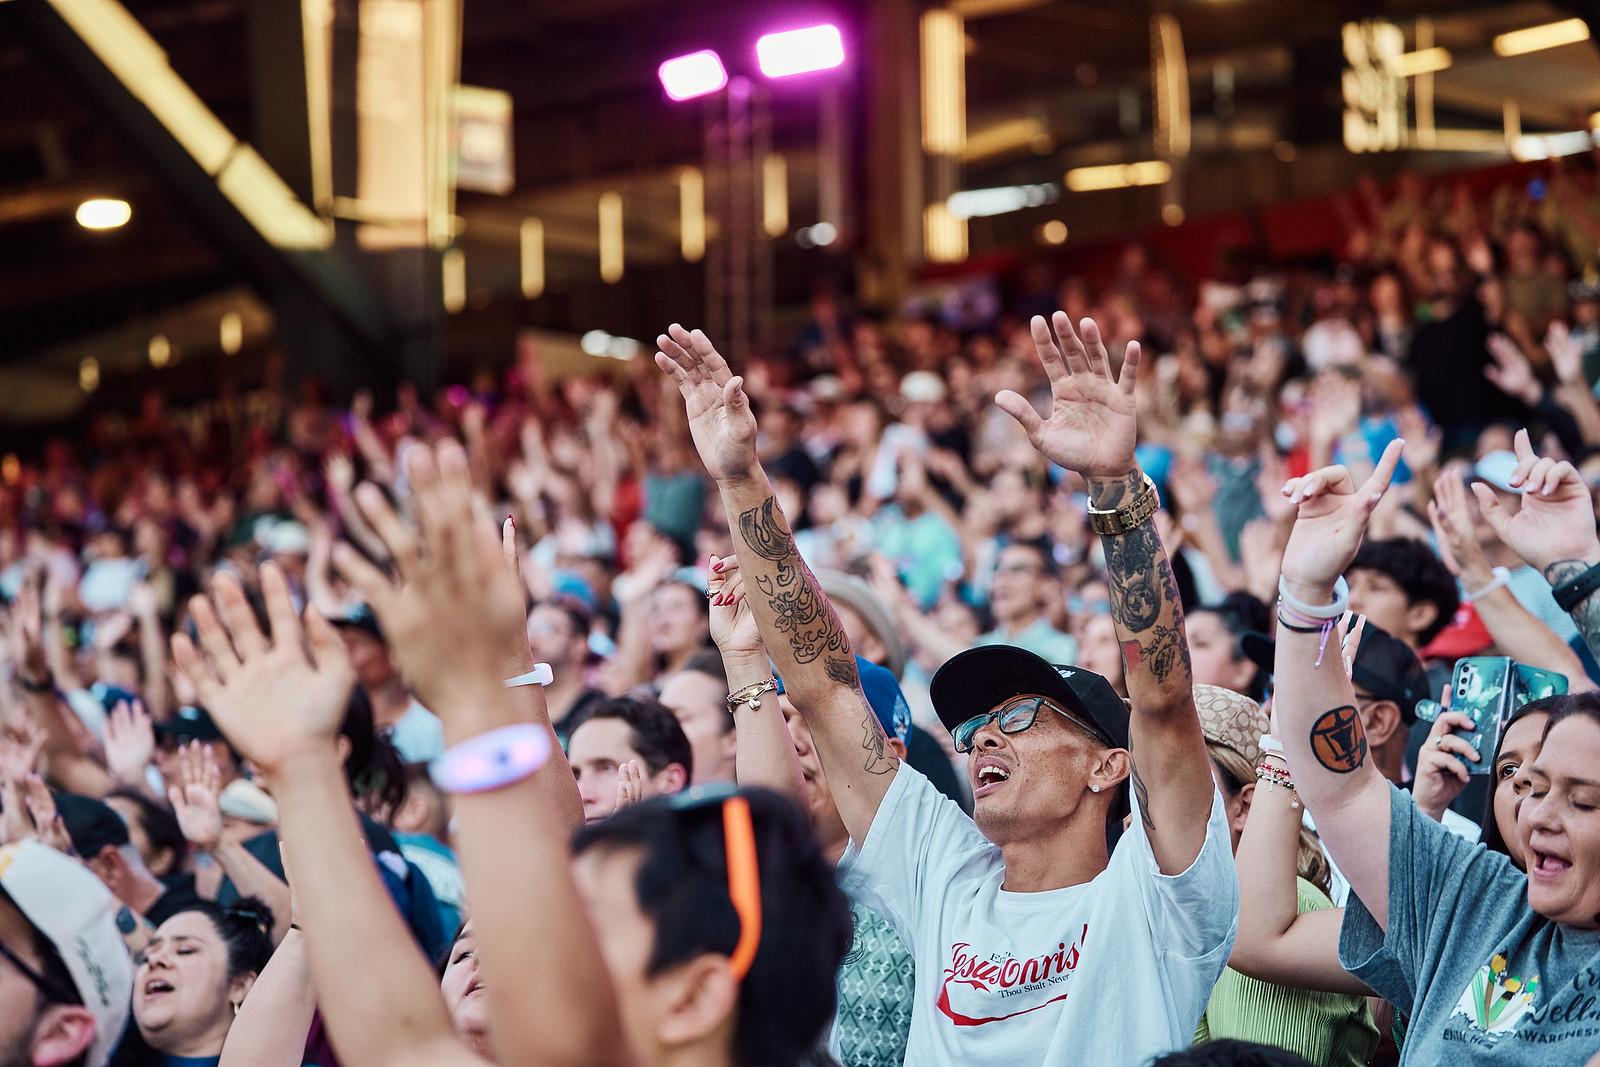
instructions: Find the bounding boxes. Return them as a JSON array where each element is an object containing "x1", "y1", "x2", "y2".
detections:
[{"x1": 11, "y1": 0, "x2": 395, "y2": 365}]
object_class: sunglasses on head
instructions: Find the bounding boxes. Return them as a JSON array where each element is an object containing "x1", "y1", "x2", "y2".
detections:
[
  {"x1": 666, "y1": 784, "x2": 762, "y2": 981},
  {"x1": 951, "y1": 695, "x2": 1109, "y2": 754}
]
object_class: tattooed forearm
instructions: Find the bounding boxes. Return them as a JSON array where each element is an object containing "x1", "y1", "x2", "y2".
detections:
[
  {"x1": 737, "y1": 498, "x2": 848, "y2": 665},
  {"x1": 1309, "y1": 705, "x2": 1367, "y2": 773},
  {"x1": 825, "y1": 655, "x2": 858, "y2": 687},
  {"x1": 1130, "y1": 761, "x2": 1155, "y2": 832},
  {"x1": 1103, "y1": 525, "x2": 1163, "y2": 632},
  {"x1": 1545, "y1": 560, "x2": 1600, "y2": 667}
]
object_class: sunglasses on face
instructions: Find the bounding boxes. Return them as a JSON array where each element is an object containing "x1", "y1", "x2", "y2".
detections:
[
  {"x1": 0, "y1": 934, "x2": 77, "y2": 1007},
  {"x1": 951, "y1": 695, "x2": 1108, "y2": 754},
  {"x1": 666, "y1": 784, "x2": 762, "y2": 981}
]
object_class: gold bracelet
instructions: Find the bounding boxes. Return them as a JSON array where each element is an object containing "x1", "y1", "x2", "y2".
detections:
[
  {"x1": 726, "y1": 679, "x2": 777, "y2": 713},
  {"x1": 1087, "y1": 473, "x2": 1160, "y2": 536}
]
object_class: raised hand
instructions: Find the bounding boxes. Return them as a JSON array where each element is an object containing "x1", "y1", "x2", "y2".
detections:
[
  {"x1": 22, "y1": 775, "x2": 72, "y2": 853},
  {"x1": 1278, "y1": 439, "x2": 1405, "y2": 599},
  {"x1": 1486, "y1": 334, "x2": 1541, "y2": 406},
  {"x1": 1427, "y1": 470, "x2": 1492, "y2": 582},
  {"x1": 1546, "y1": 321, "x2": 1585, "y2": 386},
  {"x1": 707, "y1": 556, "x2": 763, "y2": 656},
  {"x1": 168, "y1": 741, "x2": 224, "y2": 852},
  {"x1": 1412, "y1": 701, "x2": 1480, "y2": 822},
  {"x1": 654, "y1": 324, "x2": 758, "y2": 483},
  {"x1": 104, "y1": 700, "x2": 156, "y2": 788},
  {"x1": 8, "y1": 574, "x2": 48, "y2": 683},
  {"x1": 171, "y1": 564, "x2": 355, "y2": 779},
  {"x1": 1471, "y1": 428, "x2": 1600, "y2": 574},
  {"x1": 994, "y1": 312, "x2": 1141, "y2": 478},
  {"x1": 613, "y1": 759, "x2": 644, "y2": 812},
  {"x1": 0, "y1": 719, "x2": 44, "y2": 783},
  {"x1": 332, "y1": 441, "x2": 527, "y2": 715}
]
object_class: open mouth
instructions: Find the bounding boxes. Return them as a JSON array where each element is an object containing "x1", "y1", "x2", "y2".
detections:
[
  {"x1": 142, "y1": 978, "x2": 174, "y2": 997},
  {"x1": 1531, "y1": 849, "x2": 1573, "y2": 879},
  {"x1": 973, "y1": 757, "x2": 1012, "y2": 798}
]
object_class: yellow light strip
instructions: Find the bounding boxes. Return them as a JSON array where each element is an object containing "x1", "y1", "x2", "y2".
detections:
[
  {"x1": 1493, "y1": 17, "x2": 1589, "y2": 57},
  {"x1": 599, "y1": 191, "x2": 624, "y2": 283},
  {"x1": 1413, "y1": 18, "x2": 1436, "y2": 148},
  {"x1": 1151, "y1": 14, "x2": 1190, "y2": 159},
  {"x1": 300, "y1": 0, "x2": 333, "y2": 210},
  {"x1": 762, "y1": 154, "x2": 788, "y2": 238},
  {"x1": 442, "y1": 247, "x2": 465, "y2": 312},
  {"x1": 1064, "y1": 160, "x2": 1172, "y2": 192},
  {"x1": 1388, "y1": 46, "x2": 1451, "y2": 77},
  {"x1": 920, "y1": 9, "x2": 966, "y2": 155},
  {"x1": 519, "y1": 218, "x2": 544, "y2": 299},
  {"x1": 923, "y1": 201, "x2": 967, "y2": 263},
  {"x1": 962, "y1": 115, "x2": 1049, "y2": 161},
  {"x1": 678, "y1": 167, "x2": 705, "y2": 263},
  {"x1": 1504, "y1": 99, "x2": 1522, "y2": 145},
  {"x1": 219, "y1": 310, "x2": 243, "y2": 354}
]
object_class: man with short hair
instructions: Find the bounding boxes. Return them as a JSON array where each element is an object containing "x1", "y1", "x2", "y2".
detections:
[
  {"x1": 331, "y1": 607, "x2": 444, "y2": 762},
  {"x1": 1346, "y1": 538, "x2": 1459, "y2": 651},
  {"x1": 57, "y1": 792, "x2": 202, "y2": 928},
  {"x1": 657, "y1": 650, "x2": 736, "y2": 786},
  {"x1": 975, "y1": 540, "x2": 1078, "y2": 663},
  {"x1": 566, "y1": 695, "x2": 693, "y2": 822},
  {"x1": 0, "y1": 839, "x2": 133, "y2": 1067},
  {"x1": 657, "y1": 316, "x2": 1236, "y2": 1064},
  {"x1": 527, "y1": 599, "x2": 604, "y2": 733}
]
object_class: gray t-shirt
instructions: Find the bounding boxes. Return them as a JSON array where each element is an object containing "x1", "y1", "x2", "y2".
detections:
[{"x1": 1340, "y1": 784, "x2": 1600, "y2": 1063}]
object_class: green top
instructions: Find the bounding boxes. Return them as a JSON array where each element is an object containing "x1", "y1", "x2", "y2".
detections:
[{"x1": 1196, "y1": 877, "x2": 1379, "y2": 1067}]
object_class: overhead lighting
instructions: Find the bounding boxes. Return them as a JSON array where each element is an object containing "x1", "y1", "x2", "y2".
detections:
[
  {"x1": 1493, "y1": 17, "x2": 1589, "y2": 57},
  {"x1": 580, "y1": 329, "x2": 610, "y2": 355},
  {"x1": 762, "y1": 154, "x2": 788, "y2": 237},
  {"x1": 75, "y1": 197, "x2": 131, "y2": 230},
  {"x1": 678, "y1": 168, "x2": 706, "y2": 262},
  {"x1": 1387, "y1": 47, "x2": 1451, "y2": 77},
  {"x1": 947, "y1": 183, "x2": 1059, "y2": 219},
  {"x1": 598, "y1": 191, "x2": 624, "y2": 283},
  {"x1": 755, "y1": 24, "x2": 845, "y2": 79},
  {"x1": 658, "y1": 49, "x2": 728, "y2": 102},
  {"x1": 1512, "y1": 130, "x2": 1599, "y2": 161},
  {"x1": 519, "y1": 218, "x2": 545, "y2": 299},
  {"x1": 796, "y1": 221, "x2": 838, "y2": 249},
  {"x1": 219, "y1": 311, "x2": 243, "y2": 355},
  {"x1": 147, "y1": 334, "x2": 172, "y2": 368},
  {"x1": 1064, "y1": 160, "x2": 1172, "y2": 192},
  {"x1": 923, "y1": 202, "x2": 967, "y2": 263},
  {"x1": 962, "y1": 115, "x2": 1050, "y2": 162},
  {"x1": 1151, "y1": 14, "x2": 1190, "y2": 159},
  {"x1": 1162, "y1": 203, "x2": 1186, "y2": 226},
  {"x1": 579, "y1": 330, "x2": 641, "y2": 360},
  {"x1": 442, "y1": 248, "x2": 466, "y2": 313},
  {"x1": 921, "y1": 9, "x2": 966, "y2": 154},
  {"x1": 79, "y1": 357, "x2": 100, "y2": 392},
  {"x1": 1037, "y1": 220, "x2": 1068, "y2": 245}
]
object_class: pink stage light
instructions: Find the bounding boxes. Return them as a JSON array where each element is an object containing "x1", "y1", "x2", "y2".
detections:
[
  {"x1": 755, "y1": 24, "x2": 845, "y2": 79},
  {"x1": 658, "y1": 50, "x2": 729, "y2": 101}
]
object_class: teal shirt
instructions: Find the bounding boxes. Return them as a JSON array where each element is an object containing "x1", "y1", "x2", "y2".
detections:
[
  {"x1": 976, "y1": 619, "x2": 1078, "y2": 666},
  {"x1": 1341, "y1": 784, "x2": 1600, "y2": 1064},
  {"x1": 831, "y1": 902, "x2": 914, "y2": 1067}
]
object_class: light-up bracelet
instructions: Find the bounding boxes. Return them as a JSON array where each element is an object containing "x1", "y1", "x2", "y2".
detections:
[
  {"x1": 503, "y1": 663, "x2": 554, "y2": 688},
  {"x1": 429, "y1": 723, "x2": 553, "y2": 794}
]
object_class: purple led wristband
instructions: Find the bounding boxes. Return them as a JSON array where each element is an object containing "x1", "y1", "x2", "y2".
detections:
[{"x1": 428, "y1": 723, "x2": 553, "y2": 795}]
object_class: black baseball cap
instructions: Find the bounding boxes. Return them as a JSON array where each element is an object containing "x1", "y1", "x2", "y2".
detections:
[
  {"x1": 56, "y1": 792, "x2": 131, "y2": 858},
  {"x1": 1242, "y1": 620, "x2": 1431, "y2": 722},
  {"x1": 329, "y1": 603, "x2": 384, "y2": 641},
  {"x1": 154, "y1": 705, "x2": 226, "y2": 745},
  {"x1": 930, "y1": 645, "x2": 1130, "y2": 750}
]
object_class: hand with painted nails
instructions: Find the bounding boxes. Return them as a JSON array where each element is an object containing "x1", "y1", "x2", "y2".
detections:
[
  {"x1": 1470, "y1": 428, "x2": 1600, "y2": 574},
  {"x1": 1277, "y1": 438, "x2": 1406, "y2": 600},
  {"x1": 654, "y1": 325, "x2": 760, "y2": 484},
  {"x1": 170, "y1": 564, "x2": 356, "y2": 779},
  {"x1": 994, "y1": 312, "x2": 1142, "y2": 478},
  {"x1": 706, "y1": 556, "x2": 762, "y2": 657}
]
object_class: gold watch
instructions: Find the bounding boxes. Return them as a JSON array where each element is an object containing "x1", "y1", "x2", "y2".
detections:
[{"x1": 1087, "y1": 473, "x2": 1160, "y2": 536}]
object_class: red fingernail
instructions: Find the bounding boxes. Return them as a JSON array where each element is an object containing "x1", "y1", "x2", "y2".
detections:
[{"x1": 712, "y1": 559, "x2": 725, "y2": 572}]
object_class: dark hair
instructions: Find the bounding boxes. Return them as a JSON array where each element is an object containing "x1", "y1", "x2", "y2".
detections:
[
  {"x1": 999, "y1": 537, "x2": 1058, "y2": 580},
  {"x1": 105, "y1": 789, "x2": 187, "y2": 877},
  {"x1": 568, "y1": 694, "x2": 695, "y2": 781},
  {"x1": 340, "y1": 687, "x2": 409, "y2": 816},
  {"x1": 1189, "y1": 592, "x2": 1271, "y2": 700},
  {"x1": 1477, "y1": 693, "x2": 1600, "y2": 857},
  {"x1": 572, "y1": 788, "x2": 852, "y2": 1067},
  {"x1": 1150, "y1": 1038, "x2": 1313, "y2": 1066},
  {"x1": 680, "y1": 647, "x2": 730, "y2": 689},
  {"x1": 157, "y1": 898, "x2": 276, "y2": 979},
  {"x1": 1348, "y1": 538, "x2": 1460, "y2": 645}
]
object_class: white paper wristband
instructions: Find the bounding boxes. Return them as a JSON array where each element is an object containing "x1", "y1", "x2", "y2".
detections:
[{"x1": 503, "y1": 663, "x2": 554, "y2": 688}]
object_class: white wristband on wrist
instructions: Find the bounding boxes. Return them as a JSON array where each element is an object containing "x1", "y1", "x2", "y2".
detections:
[
  {"x1": 1277, "y1": 575, "x2": 1350, "y2": 620},
  {"x1": 504, "y1": 664, "x2": 554, "y2": 688},
  {"x1": 1464, "y1": 566, "x2": 1511, "y2": 603}
]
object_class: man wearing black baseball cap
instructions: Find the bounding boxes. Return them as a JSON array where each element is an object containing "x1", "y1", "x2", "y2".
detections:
[{"x1": 660, "y1": 314, "x2": 1236, "y2": 1067}]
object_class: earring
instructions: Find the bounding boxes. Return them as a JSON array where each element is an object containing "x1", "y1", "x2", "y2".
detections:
[{"x1": 1090, "y1": 785, "x2": 1101, "y2": 793}]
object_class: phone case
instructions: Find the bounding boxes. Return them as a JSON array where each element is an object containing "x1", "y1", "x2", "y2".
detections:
[{"x1": 1451, "y1": 657, "x2": 1514, "y2": 776}]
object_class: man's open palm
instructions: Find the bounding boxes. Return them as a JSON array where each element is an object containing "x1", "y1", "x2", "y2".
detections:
[
  {"x1": 655, "y1": 324, "x2": 758, "y2": 483},
  {"x1": 995, "y1": 312, "x2": 1141, "y2": 478}
]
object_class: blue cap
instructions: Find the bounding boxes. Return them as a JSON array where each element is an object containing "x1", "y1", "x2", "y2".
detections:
[{"x1": 775, "y1": 655, "x2": 911, "y2": 746}]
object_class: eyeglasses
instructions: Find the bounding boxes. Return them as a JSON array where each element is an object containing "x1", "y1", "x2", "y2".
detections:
[
  {"x1": 666, "y1": 784, "x2": 762, "y2": 981},
  {"x1": 951, "y1": 695, "x2": 1108, "y2": 754},
  {"x1": 0, "y1": 933, "x2": 77, "y2": 1007}
]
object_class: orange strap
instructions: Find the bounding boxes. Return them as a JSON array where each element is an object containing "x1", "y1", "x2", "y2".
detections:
[{"x1": 721, "y1": 796, "x2": 763, "y2": 979}]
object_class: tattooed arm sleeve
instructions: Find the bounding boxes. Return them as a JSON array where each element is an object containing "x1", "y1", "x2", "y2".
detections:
[
  {"x1": 1544, "y1": 559, "x2": 1600, "y2": 669},
  {"x1": 718, "y1": 469, "x2": 899, "y2": 841},
  {"x1": 1088, "y1": 470, "x2": 1215, "y2": 873}
]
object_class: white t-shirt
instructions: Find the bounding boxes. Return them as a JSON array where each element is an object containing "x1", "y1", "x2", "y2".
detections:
[{"x1": 839, "y1": 765, "x2": 1237, "y2": 1065}]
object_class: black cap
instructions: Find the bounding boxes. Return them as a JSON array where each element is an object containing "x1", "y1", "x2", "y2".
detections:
[
  {"x1": 154, "y1": 705, "x2": 226, "y2": 745},
  {"x1": 329, "y1": 602, "x2": 384, "y2": 641},
  {"x1": 55, "y1": 792, "x2": 131, "y2": 858},
  {"x1": 930, "y1": 645, "x2": 1129, "y2": 750},
  {"x1": 1242, "y1": 621, "x2": 1430, "y2": 723}
]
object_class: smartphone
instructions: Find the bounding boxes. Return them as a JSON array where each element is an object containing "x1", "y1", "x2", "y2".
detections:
[{"x1": 1416, "y1": 658, "x2": 1569, "y2": 774}]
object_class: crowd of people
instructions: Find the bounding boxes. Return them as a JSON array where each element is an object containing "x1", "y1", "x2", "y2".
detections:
[{"x1": 4, "y1": 161, "x2": 1600, "y2": 1067}]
